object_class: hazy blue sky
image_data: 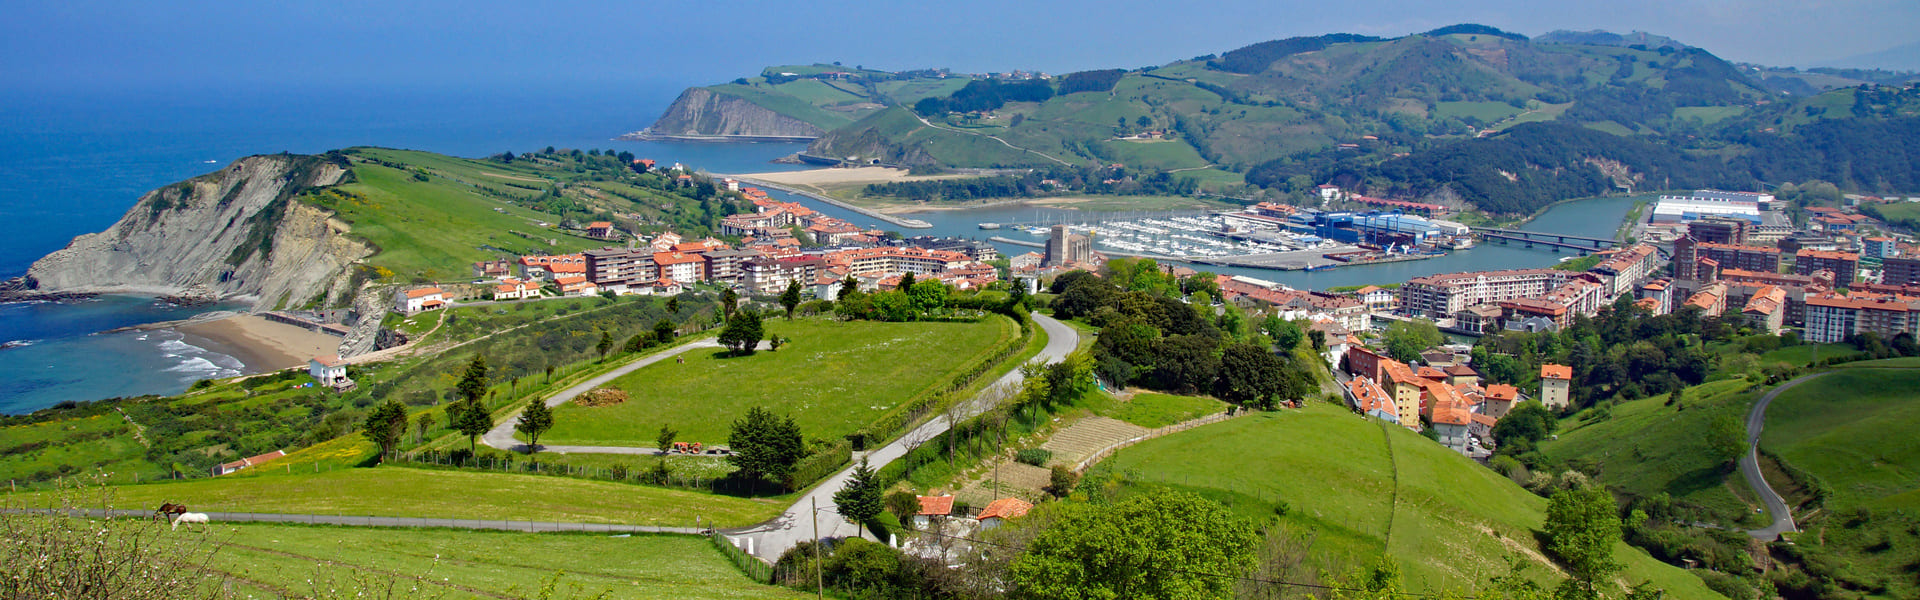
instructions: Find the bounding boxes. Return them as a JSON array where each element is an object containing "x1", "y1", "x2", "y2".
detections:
[{"x1": 5, "y1": 0, "x2": 1914, "y2": 92}]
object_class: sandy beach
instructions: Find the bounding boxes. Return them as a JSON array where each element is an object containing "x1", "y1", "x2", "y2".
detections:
[
  {"x1": 175, "y1": 315, "x2": 342, "y2": 373},
  {"x1": 733, "y1": 167, "x2": 967, "y2": 187}
]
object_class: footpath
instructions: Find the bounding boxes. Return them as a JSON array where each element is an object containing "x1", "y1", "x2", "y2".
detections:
[
  {"x1": 722, "y1": 312, "x2": 1077, "y2": 561},
  {"x1": 4, "y1": 508, "x2": 700, "y2": 534},
  {"x1": 1742, "y1": 372, "x2": 1825, "y2": 540},
  {"x1": 481, "y1": 339, "x2": 740, "y2": 455}
]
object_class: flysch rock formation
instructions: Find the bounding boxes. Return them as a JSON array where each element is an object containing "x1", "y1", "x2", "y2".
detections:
[
  {"x1": 22, "y1": 154, "x2": 374, "y2": 315},
  {"x1": 645, "y1": 87, "x2": 826, "y2": 137}
]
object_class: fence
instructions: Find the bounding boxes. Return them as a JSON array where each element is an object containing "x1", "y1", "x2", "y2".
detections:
[
  {"x1": 1072, "y1": 410, "x2": 1246, "y2": 473},
  {"x1": 709, "y1": 531, "x2": 773, "y2": 583}
]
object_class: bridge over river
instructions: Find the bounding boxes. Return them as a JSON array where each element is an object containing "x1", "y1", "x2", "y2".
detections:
[{"x1": 1471, "y1": 227, "x2": 1618, "y2": 253}]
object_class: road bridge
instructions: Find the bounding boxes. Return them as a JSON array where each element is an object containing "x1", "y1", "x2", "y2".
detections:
[{"x1": 1471, "y1": 227, "x2": 1617, "y2": 252}]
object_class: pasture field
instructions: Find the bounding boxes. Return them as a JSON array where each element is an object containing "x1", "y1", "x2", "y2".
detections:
[
  {"x1": 540, "y1": 317, "x2": 1016, "y2": 446},
  {"x1": 1434, "y1": 100, "x2": 1522, "y2": 121},
  {"x1": 1094, "y1": 404, "x2": 1723, "y2": 598},
  {"x1": 12, "y1": 466, "x2": 785, "y2": 528},
  {"x1": 203, "y1": 524, "x2": 807, "y2": 599},
  {"x1": 1086, "y1": 391, "x2": 1227, "y2": 429},
  {"x1": 1760, "y1": 367, "x2": 1920, "y2": 597},
  {"x1": 1537, "y1": 379, "x2": 1762, "y2": 523}
]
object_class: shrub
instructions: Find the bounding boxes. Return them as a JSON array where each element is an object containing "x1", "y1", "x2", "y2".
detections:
[
  {"x1": 1047, "y1": 465, "x2": 1079, "y2": 498},
  {"x1": 1015, "y1": 448, "x2": 1053, "y2": 467}
]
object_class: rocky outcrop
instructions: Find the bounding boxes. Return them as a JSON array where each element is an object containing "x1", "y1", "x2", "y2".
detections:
[
  {"x1": 646, "y1": 88, "x2": 826, "y2": 137},
  {"x1": 22, "y1": 154, "x2": 374, "y2": 310}
]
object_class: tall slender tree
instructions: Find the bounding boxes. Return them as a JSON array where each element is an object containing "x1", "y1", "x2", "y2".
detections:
[
  {"x1": 456, "y1": 355, "x2": 490, "y2": 404},
  {"x1": 833, "y1": 459, "x2": 884, "y2": 538},
  {"x1": 361, "y1": 400, "x2": 409, "y2": 462},
  {"x1": 454, "y1": 399, "x2": 492, "y2": 454},
  {"x1": 780, "y1": 281, "x2": 803, "y2": 320}
]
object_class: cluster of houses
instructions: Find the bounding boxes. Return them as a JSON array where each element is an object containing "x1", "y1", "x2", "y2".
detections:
[{"x1": 1343, "y1": 345, "x2": 1555, "y2": 456}]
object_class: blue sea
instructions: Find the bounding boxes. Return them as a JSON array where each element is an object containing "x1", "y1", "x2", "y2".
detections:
[{"x1": 0, "y1": 81, "x2": 809, "y2": 413}]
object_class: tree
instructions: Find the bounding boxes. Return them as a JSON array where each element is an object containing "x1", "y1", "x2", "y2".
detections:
[
  {"x1": 838, "y1": 275, "x2": 860, "y2": 301},
  {"x1": 1491, "y1": 402, "x2": 1558, "y2": 455},
  {"x1": 833, "y1": 459, "x2": 885, "y2": 538},
  {"x1": 453, "y1": 398, "x2": 493, "y2": 454},
  {"x1": 456, "y1": 355, "x2": 490, "y2": 403},
  {"x1": 727, "y1": 406, "x2": 805, "y2": 486},
  {"x1": 722, "y1": 288, "x2": 739, "y2": 317},
  {"x1": 780, "y1": 281, "x2": 803, "y2": 320},
  {"x1": 1215, "y1": 342, "x2": 1295, "y2": 408},
  {"x1": 515, "y1": 400, "x2": 554, "y2": 455},
  {"x1": 414, "y1": 412, "x2": 434, "y2": 444},
  {"x1": 1011, "y1": 491, "x2": 1257, "y2": 600},
  {"x1": 886, "y1": 490, "x2": 921, "y2": 529},
  {"x1": 1544, "y1": 485, "x2": 1623, "y2": 595},
  {"x1": 1383, "y1": 320, "x2": 1444, "y2": 363},
  {"x1": 656, "y1": 424, "x2": 678, "y2": 454},
  {"x1": 666, "y1": 296, "x2": 680, "y2": 314},
  {"x1": 653, "y1": 319, "x2": 677, "y2": 345},
  {"x1": 596, "y1": 330, "x2": 614, "y2": 359},
  {"x1": 718, "y1": 310, "x2": 764, "y2": 355},
  {"x1": 897, "y1": 271, "x2": 916, "y2": 293},
  {"x1": 1705, "y1": 410, "x2": 1746, "y2": 467},
  {"x1": 361, "y1": 400, "x2": 409, "y2": 462}
]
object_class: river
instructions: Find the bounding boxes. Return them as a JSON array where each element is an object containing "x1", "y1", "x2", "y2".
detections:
[{"x1": 755, "y1": 184, "x2": 1645, "y2": 290}]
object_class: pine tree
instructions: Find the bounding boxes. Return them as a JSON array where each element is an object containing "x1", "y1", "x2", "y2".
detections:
[
  {"x1": 361, "y1": 400, "x2": 409, "y2": 462},
  {"x1": 833, "y1": 458, "x2": 884, "y2": 538},
  {"x1": 780, "y1": 281, "x2": 803, "y2": 320},
  {"x1": 456, "y1": 355, "x2": 489, "y2": 403},
  {"x1": 515, "y1": 400, "x2": 555, "y2": 455},
  {"x1": 454, "y1": 398, "x2": 493, "y2": 453}
]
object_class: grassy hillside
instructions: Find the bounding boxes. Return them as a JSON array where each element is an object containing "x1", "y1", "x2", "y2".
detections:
[
  {"x1": 1092, "y1": 404, "x2": 1723, "y2": 598},
  {"x1": 1760, "y1": 367, "x2": 1920, "y2": 597},
  {"x1": 207, "y1": 524, "x2": 807, "y2": 599},
  {"x1": 1536, "y1": 379, "x2": 1765, "y2": 525},
  {"x1": 541, "y1": 317, "x2": 1016, "y2": 446},
  {"x1": 12, "y1": 465, "x2": 785, "y2": 527}
]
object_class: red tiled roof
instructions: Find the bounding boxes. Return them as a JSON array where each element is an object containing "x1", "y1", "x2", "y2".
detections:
[
  {"x1": 917, "y1": 496, "x2": 955, "y2": 516},
  {"x1": 1486, "y1": 384, "x2": 1518, "y2": 402},
  {"x1": 1540, "y1": 364, "x2": 1572, "y2": 380},
  {"x1": 311, "y1": 355, "x2": 346, "y2": 367},
  {"x1": 978, "y1": 498, "x2": 1033, "y2": 520},
  {"x1": 404, "y1": 287, "x2": 444, "y2": 298}
]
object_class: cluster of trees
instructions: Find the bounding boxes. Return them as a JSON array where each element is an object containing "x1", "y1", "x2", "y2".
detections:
[
  {"x1": 833, "y1": 273, "x2": 1022, "y2": 323},
  {"x1": 1206, "y1": 33, "x2": 1385, "y2": 74},
  {"x1": 1471, "y1": 298, "x2": 1729, "y2": 408},
  {"x1": 1052, "y1": 262, "x2": 1319, "y2": 408},
  {"x1": 912, "y1": 79, "x2": 1055, "y2": 115},
  {"x1": 1055, "y1": 69, "x2": 1126, "y2": 95},
  {"x1": 862, "y1": 164, "x2": 1200, "y2": 203}
]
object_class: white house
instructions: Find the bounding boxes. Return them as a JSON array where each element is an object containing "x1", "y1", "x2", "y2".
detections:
[
  {"x1": 913, "y1": 496, "x2": 954, "y2": 530},
  {"x1": 308, "y1": 355, "x2": 353, "y2": 391},
  {"x1": 394, "y1": 287, "x2": 447, "y2": 313},
  {"x1": 493, "y1": 278, "x2": 538, "y2": 300},
  {"x1": 977, "y1": 498, "x2": 1032, "y2": 531}
]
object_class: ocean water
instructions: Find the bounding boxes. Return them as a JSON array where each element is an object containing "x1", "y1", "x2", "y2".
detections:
[{"x1": 0, "y1": 81, "x2": 806, "y2": 414}]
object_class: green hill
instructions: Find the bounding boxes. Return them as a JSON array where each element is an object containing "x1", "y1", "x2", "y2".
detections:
[
  {"x1": 662, "y1": 26, "x2": 1920, "y2": 216},
  {"x1": 1090, "y1": 404, "x2": 1723, "y2": 598}
]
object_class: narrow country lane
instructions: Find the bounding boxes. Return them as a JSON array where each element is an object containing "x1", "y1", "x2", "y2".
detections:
[
  {"x1": 725, "y1": 312, "x2": 1078, "y2": 561},
  {"x1": 481, "y1": 339, "x2": 731, "y2": 455},
  {"x1": 1742, "y1": 372, "x2": 1826, "y2": 540}
]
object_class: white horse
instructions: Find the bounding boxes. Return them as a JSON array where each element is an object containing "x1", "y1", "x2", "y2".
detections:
[{"x1": 170, "y1": 512, "x2": 209, "y2": 532}]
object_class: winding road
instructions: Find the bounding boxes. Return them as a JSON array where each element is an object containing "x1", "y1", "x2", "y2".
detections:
[
  {"x1": 481, "y1": 338, "x2": 743, "y2": 456},
  {"x1": 724, "y1": 312, "x2": 1077, "y2": 560},
  {"x1": 1741, "y1": 372, "x2": 1826, "y2": 540},
  {"x1": 911, "y1": 115, "x2": 1073, "y2": 166}
]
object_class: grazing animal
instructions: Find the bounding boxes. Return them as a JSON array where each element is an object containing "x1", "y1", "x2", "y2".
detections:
[
  {"x1": 170, "y1": 512, "x2": 209, "y2": 531},
  {"x1": 153, "y1": 502, "x2": 188, "y2": 522}
]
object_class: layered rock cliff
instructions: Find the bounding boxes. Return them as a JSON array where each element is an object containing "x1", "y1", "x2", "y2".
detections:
[
  {"x1": 646, "y1": 88, "x2": 826, "y2": 137},
  {"x1": 22, "y1": 154, "x2": 374, "y2": 310}
]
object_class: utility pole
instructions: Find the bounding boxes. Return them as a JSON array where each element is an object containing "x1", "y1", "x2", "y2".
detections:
[{"x1": 813, "y1": 497, "x2": 823, "y2": 600}]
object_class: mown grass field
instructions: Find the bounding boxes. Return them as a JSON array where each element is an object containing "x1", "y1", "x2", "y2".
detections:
[
  {"x1": 12, "y1": 466, "x2": 785, "y2": 528},
  {"x1": 541, "y1": 317, "x2": 1016, "y2": 446},
  {"x1": 1094, "y1": 404, "x2": 1723, "y2": 598},
  {"x1": 1760, "y1": 367, "x2": 1920, "y2": 597},
  {"x1": 1537, "y1": 379, "x2": 1762, "y2": 524},
  {"x1": 1086, "y1": 391, "x2": 1226, "y2": 429},
  {"x1": 204, "y1": 524, "x2": 807, "y2": 599}
]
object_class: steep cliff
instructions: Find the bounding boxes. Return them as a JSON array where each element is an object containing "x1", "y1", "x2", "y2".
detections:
[
  {"x1": 23, "y1": 154, "x2": 374, "y2": 310},
  {"x1": 647, "y1": 88, "x2": 827, "y2": 137}
]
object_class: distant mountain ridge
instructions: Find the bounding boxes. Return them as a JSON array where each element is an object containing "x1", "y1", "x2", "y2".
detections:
[{"x1": 641, "y1": 25, "x2": 1920, "y2": 215}]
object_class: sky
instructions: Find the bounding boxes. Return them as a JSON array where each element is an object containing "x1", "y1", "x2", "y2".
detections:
[{"x1": 4, "y1": 0, "x2": 1915, "y2": 93}]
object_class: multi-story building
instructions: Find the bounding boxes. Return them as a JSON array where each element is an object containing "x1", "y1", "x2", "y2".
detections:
[
  {"x1": 828, "y1": 246, "x2": 974, "y2": 276},
  {"x1": 1883, "y1": 256, "x2": 1920, "y2": 287},
  {"x1": 1688, "y1": 217, "x2": 1749, "y2": 246},
  {"x1": 1803, "y1": 292, "x2": 1920, "y2": 343},
  {"x1": 1796, "y1": 249, "x2": 1860, "y2": 286},
  {"x1": 652, "y1": 252, "x2": 705, "y2": 284},
  {"x1": 1697, "y1": 242, "x2": 1781, "y2": 274},
  {"x1": 742, "y1": 256, "x2": 831, "y2": 295},
  {"x1": 1741, "y1": 285, "x2": 1788, "y2": 335},
  {"x1": 1539, "y1": 364, "x2": 1572, "y2": 411},
  {"x1": 1587, "y1": 243, "x2": 1660, "y2": 297},
  {"x1": 1498, "y1": 278, "x2": 1607, "y2": 330},
  {"x1": 702, "y1": 249, "x2": 763, "y2": 286},
  {"x1": 1399, "y1": 268, "x2": 1580, "y2": 319},
  {"x1": 1862, "y1": 237, "x2": 1899, "y2": 260},
  {"x1": 583, "y1": 248, "x2": 655, "y2": 290}
]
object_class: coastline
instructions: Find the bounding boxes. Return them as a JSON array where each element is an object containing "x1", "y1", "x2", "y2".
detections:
[
  {"x1": 174, "y1": 315, "x2": 341, "y2": 374},
  {"x1": 721, "y1": 174, "x2": 933, "y2": 229}
]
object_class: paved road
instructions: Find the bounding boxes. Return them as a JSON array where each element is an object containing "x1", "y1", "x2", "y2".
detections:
[
  {"x1": 724, "y1": 312, "x2": 1078, "y2": 561},
  {"x1": 5, "y1": 508, "x2": 701, "y2": 534},
  {"x1": 1742, "y1": 372, "x2": 1827, "y2": 540},
  {"x1": 482, "y1": 339, "x2": 741, "y2": 456}
]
